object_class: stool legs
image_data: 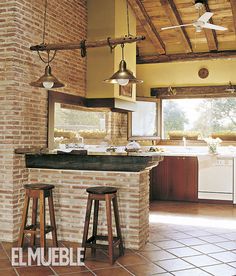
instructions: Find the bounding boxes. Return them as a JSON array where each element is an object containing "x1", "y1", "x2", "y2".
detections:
[
  {"x1": 105, "y1": 194, "x2": 114, "y2": 265},
  {"x1": 82, "y1": 192, "x2": 124, "y2": 265},
  {"x1": 39, "y1": 191, "x2": 46, "y2": 250},
  {"x1": 113, "y1": 196, "x2": 124, "y2": 256},
  {"x1": 48, "y1": 190, "x2": 58, "y2": 247},
  {"x1": 82, "y1": 194, "x2": 93, "y2": 259},
  {"x1": 30, "y1": 198, "x2": 38, "y2": 247},
  {"x1": 92, "y1": 200, "x2": 99, "y2": 257},
  {"x1": 18, "y1": 194, "x2": 30, "y2": 247}
]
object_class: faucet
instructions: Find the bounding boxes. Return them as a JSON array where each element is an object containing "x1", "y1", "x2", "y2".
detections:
[
  {"x1": 76, "y1": 134, "x2": 84, "y2": 148},
  {"x1": 183, "y1": 137, "x2": 187, "y2": 148}
]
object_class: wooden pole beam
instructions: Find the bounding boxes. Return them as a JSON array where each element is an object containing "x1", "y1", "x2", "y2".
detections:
[{"x1": 30, "y1": 35, "x2": 145, "y2": 52}]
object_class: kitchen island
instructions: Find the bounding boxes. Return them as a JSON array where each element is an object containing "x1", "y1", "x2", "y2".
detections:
[{"x1": 25, "y1": 153, "x2": 163, "y2": 250}]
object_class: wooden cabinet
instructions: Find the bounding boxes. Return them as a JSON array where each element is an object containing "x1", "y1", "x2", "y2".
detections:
[{"x1": 150, "y1": 156, "x2": 198, "y2": 202}]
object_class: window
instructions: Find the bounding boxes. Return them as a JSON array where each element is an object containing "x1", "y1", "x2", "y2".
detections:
[
  {"x1": 162, "y1": 97, "x2": 236, "y2": 139},
  {"x1": 54, "y1": 103, "x2": 109, "y2": 148},
  {"x1": 129, "y1": 99, "x2": 159, "y2": 139}
]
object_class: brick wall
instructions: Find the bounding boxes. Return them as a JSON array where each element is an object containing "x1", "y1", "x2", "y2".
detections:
[
  {"x1": 28, "y1": 168, "x2": 150, "y2": 250},
  {"x1": 0, "y1": 0, "x2": 87, "y2": 241}
]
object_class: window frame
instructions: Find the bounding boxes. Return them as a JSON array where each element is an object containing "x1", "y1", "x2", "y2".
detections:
[
  {"x1": 160, "y1": 95, "x2": 236, "y2": 143},
  {"x1": 128, "y1": 97, "x2": 161, "y2": 141}
]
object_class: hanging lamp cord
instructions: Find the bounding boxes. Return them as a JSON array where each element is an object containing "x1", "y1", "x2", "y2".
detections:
[
  {"x1": 42, "y1": 0, "x2": 48, "y2": 45},
  {"x1": 126, "y1": 0, "x2": 132, "y2": 37},
  {"x1": 121, "y1": 43, "x2": 125, "y2": 60},
  {"x1": 37, "y1": 0, "x2": 57, "y2": 64}
]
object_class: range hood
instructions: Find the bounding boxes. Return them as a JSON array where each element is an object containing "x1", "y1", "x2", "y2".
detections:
[{"x1": 86, "y1": 0, "x2": 137, "y2": 112}]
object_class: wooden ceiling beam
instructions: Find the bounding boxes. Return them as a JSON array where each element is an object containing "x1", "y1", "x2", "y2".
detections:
[
  {"x1": 151, "y1": 85, "x2": 236, "y2": 99},
  {"x1": 230, "y1": 0, "x2": 236, "y2": 32},
  {"x1": 203, "y1": 3, "x2": 218, "y2": 51},
  {"x1": 137, "y1": 50, "x2": 236, "y2": 64},
  {"x1": 128, "y1": 0, "x2": 166, "y2": 54},
  {"x1": 160, "y1": 0, "x2": 192, "y2": 53}
]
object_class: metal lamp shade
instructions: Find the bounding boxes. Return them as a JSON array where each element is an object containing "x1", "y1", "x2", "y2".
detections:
[
  {"x1": 30, "y1": 65, "x2": 64, "y2": 88},
  {"x1": 104, "y1": 60, "x2": 143, "y2": 84}
]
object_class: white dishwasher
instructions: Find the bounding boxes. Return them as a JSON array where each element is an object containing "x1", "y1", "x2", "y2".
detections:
[{"x1": 198, "y1": 156, "x2": 234, "y2": 201}]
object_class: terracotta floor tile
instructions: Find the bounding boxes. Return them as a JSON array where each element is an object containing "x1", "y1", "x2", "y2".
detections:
[
  {"x1": 0, "y1": 259, "x2": 13, "y2": 270},
  {"x1": 139, "y1": 243, "x2": 161, "y2": 251},
  {"x1": 209, "y1": 252, "x2": 236, "y2": 263},
  {"x1": 116, "y1": 253, "x2": 148, "y2": 266},
  {"x1": 183, "y1": 255, "x2": 221, "y2": 267},
  {"x1": 84, "y1": 259, "x2": 119, "y2": 271},
  {"x1": 0, "y1": 268, "x2": 18, "y2": 276},
  {"x1": 51, "y1": 264, "x2": 88, "y2": 275},
  {"x1": 153, "y1": 240, "x2": 184, "y2": 250},
  {"x1": 153, "y1": 273, "x2": 172, "y2": 276},
  {"x1": 139, "y1": 249, "x2": 176, "y2": 262},
  {"x1": 199, "y1": 235, "x2": 228, "y2": 243},
  {"x1": 57, "y1": 271, "x2": 94, "y2": 275},
  {"x1": 162, "y1": 232, "x2": 192, "y2": 240},
  {"x1": 177, "y1": 238, "x2": 206, "y2": 246},
  {"x1": 167, "y1": 247, "x2": 201, "y2": 257},
  {"x1": 155, "y1": 258, "x2": 193, "y2": 272},
  {"x1": 124, "y1": 262, "x2": 166, "y2": 275},
  {"x1": 220, "y1": 232, "x2": 236, "y2": 241},
  {"x1": 149, "y1": 234, "x2": 169, "y2": 242},
  {"x1": 2, "y1": 241, "x2": 18, "y2": 256},
  {"x1": 0, "y1": 250, "x2": 8, "y2": 260},
  {"x1": 202, "y1": 263, "x2": 236, "y2": 276},
  {"x1": 16, "y1": 266, "x2": 55, "y2": 276},
  {"x1": 228, "y1": 261, "x2": 236, "y2": 268},
  {"x1": 216, "y1": 241, "x2": 236, "y2": 250},
  {"x1": 94, "y1": 267, "x2": 132, "y2": 275},
  {"x1": 186, "y1": 230, "x2": 212, "y2": 237},
  {"x1": 192, "y1": 244, "x2": 225, "y2": 254},
  {"x1": 172, "y1": 268, "x2": 211, "y2": 275}
]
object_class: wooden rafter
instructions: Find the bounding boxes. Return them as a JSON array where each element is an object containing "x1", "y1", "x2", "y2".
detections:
[
  {"x1": 230, "y1": 0, "x2": 236, "y2": 32},
  {"x1": 160, "y1": 0, "x2": 192, "y2": 53},
  {"x1": 137, "y1": 50, "x2": 236, "y2": 63},
  {"x1": 203, "y1": 3, "x2": 218, "y2": 51},
  {"x1": 151, "y1": 85, "x2": 236, "y2": 99},
  {"x1": 128, "y1": 0, "x2": 166, "y2": 54}
]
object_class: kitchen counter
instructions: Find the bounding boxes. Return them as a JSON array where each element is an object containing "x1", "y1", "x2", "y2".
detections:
[
  {"x1": 25, "y1": 153, "x2": 163, "y2": 172},
  {"x1": 25, "y1": 152, "x2": 164, "y2": 250}
]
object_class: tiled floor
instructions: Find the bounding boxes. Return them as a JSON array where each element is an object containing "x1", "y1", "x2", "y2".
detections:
[{"x1": 2, "y1": 201, "x2": 236, "y2": 275}]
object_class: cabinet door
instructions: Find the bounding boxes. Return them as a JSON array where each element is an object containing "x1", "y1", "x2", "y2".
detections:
[
  {"x1": 167, "y1": 157, "x2": 198, "y2": 201},
  {"x1": 150, "y1": 157, "x2": 169, "y2": 200},
  {"x1": 150, "y1": 156, "x2": 198, "y2": 202}
]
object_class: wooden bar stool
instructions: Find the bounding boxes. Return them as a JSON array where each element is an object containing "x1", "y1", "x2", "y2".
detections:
[
  {"x1": 18, "y1": 183, "x2": 58, "y2": 250},
  {"x1": 82, "y1": 186, "x2": 124, "y2": 264}
]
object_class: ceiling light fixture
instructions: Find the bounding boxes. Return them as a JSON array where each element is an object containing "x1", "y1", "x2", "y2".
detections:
[
  {"x1": 30, "y1": 0, "x2": 64, "y2": 89},
  {"x1": 104, "y1": 0, "x2": 143, "y2": 86},
  {"x1": 104, "y1": 43, "x2": 143, "y2": 86}
]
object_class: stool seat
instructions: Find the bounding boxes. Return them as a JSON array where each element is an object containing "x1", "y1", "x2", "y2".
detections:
[
  {"x1": 86, "y1": 186, "x2": 117, "y2": 194},
  {"x1": 24, "y1": 183, "x2": 55, "y2": 190}
]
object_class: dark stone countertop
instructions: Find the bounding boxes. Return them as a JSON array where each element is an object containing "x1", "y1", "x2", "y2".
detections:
[{"x1": 25, "y1": 153, "x2": 163, "y2": 172}]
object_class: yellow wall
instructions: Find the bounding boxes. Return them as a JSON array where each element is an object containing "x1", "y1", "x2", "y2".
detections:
[
  {"x1": 136, "y1": 59, "x2": 236, "y2": 97},
  {"x1": 87, "y1": 0, "x2": 136, "y2": 101}
]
